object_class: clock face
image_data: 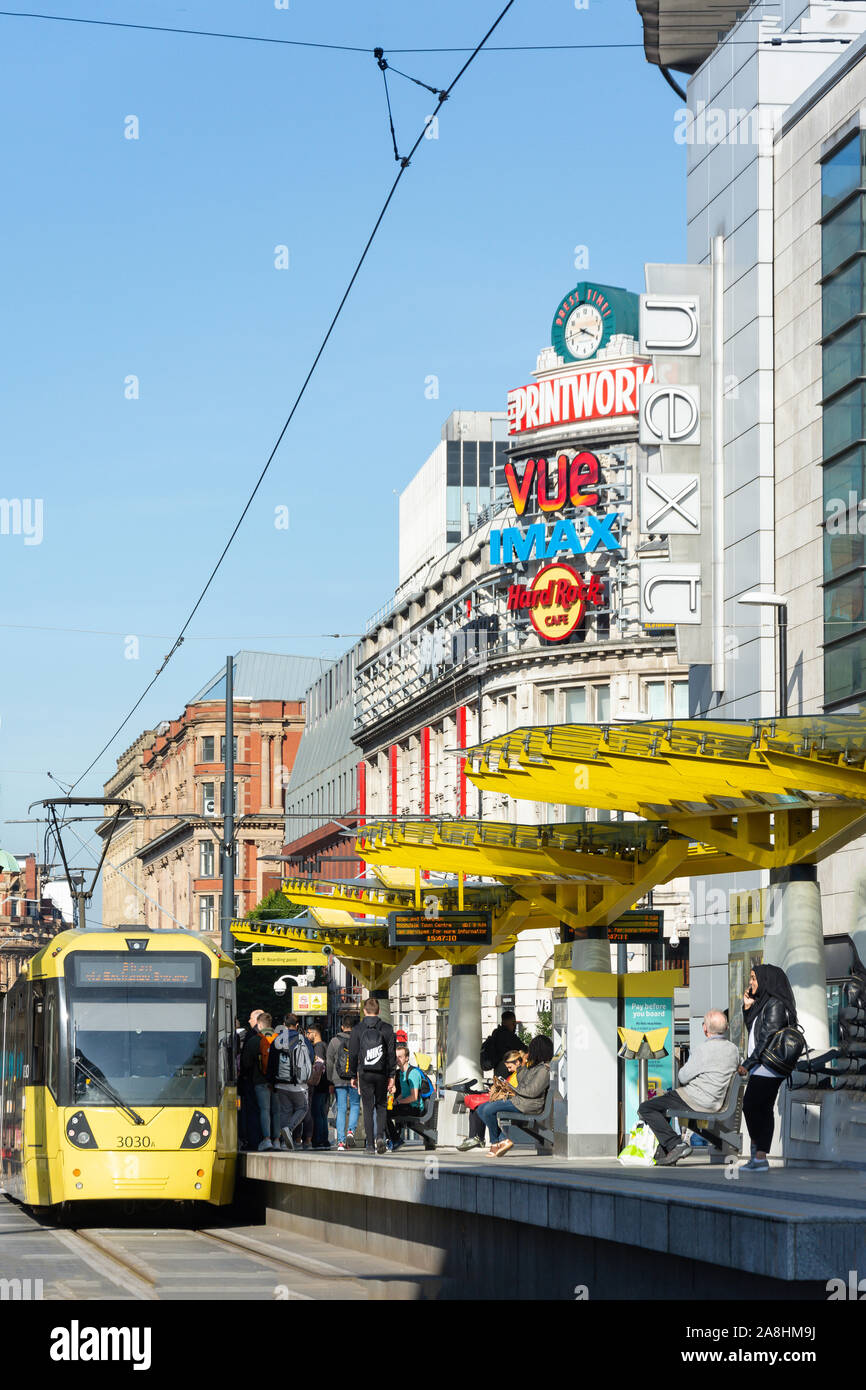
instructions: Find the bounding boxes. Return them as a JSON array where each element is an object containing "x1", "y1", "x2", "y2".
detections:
[{"x1": 564, "y1": 303, "x2": 604, "y2": 359}]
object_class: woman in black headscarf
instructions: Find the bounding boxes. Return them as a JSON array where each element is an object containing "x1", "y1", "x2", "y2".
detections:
[{"x1": 737, "y1": 963, "x2": 798, "y2": 1171}]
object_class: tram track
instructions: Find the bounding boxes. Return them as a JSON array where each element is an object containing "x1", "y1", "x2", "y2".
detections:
[{"x1": 3, "y1": 1196, "x2": 435, "y2": 1300}]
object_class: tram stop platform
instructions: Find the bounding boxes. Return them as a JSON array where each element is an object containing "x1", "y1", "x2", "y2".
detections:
[{"x1": 239, "y1": 1147, "x2": 866, "y2": 1300}]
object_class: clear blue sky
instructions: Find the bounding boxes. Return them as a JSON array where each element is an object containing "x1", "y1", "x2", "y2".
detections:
[{"x1": 0, "y1": 0, "x2": 686, "y2": 886}]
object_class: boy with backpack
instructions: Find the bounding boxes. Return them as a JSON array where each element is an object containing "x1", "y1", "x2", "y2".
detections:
[
  {"x1": 348, "y1": 997, "x2": 397, "y2": 1156},
  {"x1": 268, "y1": 1012, "x2": 312, "y2": 1151},
  {"x1": 327, "y1": 1012, "x2": 360, "y2": 1151},
  {"x1": 387, "y1": 1043, "x2": 432, "y2": 1150}
]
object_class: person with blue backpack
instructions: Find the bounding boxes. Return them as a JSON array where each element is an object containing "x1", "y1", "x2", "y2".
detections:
[
  {"x1": 327, "y1": 1012, "x2": 360, "y2": 1151},
  {"x1": 387, "y1": 1043, "x2": 431, "y2": 1150},
  {"x1": 269, "y1": 1012, "x2": 313, "y2": 1151}
]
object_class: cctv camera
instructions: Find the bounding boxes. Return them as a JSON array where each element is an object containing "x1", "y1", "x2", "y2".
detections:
[
  {"x1": 669, "y1": 934, "x2": 680, "y2": 950},
  {"x1": 273, "y1": 978, "x2": 287, "y2": 995}
]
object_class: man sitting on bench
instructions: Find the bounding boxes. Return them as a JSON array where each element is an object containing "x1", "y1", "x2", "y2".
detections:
[
  {"x1": 387, "y1": 1043, "x2": 426, "y2": 1150},
  {"x1": 638, "y1": 1010, "x2": 738, "y2": 1166}
]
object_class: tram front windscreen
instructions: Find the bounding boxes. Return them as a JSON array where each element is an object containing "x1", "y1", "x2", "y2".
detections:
[{"x1": 66, "y1": 952, "x2": 210, "y2": 1105}]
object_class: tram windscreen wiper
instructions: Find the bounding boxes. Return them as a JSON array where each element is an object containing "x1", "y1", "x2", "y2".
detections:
[{"x1": 74, "y1": 1054, "x2": 146, "y2": 1126}]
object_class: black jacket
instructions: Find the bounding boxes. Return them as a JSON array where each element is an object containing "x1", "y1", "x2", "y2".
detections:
[
  {"x1": 239, "y1": 1030, "x2": 264, "y2": 1086},
  {"x1": 484, "y1": 1025, "x2": 521, "y2": 1078},
  {"x1": 743, "y1": 997, "x2": 791, "y2": 1073},
  {"x1": 348, "y1": 1016, "x2": 396, "y2": 1078}
]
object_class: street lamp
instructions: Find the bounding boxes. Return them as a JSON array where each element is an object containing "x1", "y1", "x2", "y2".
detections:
[{"x1": 738, "y1": 590, "x2": 789, "y2": 718}]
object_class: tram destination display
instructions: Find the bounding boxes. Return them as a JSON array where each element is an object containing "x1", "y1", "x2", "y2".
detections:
[
  {"x1": 387, "y1": 911, "x2": 492, "y2": 947},
  {"x1": 72, "y1": 954, "x2": 203, "y2": 986}
]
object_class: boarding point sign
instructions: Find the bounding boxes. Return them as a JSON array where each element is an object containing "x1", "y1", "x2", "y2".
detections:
[{"x1": 507, "y1": 360, "x2": 653, "y2": 435}]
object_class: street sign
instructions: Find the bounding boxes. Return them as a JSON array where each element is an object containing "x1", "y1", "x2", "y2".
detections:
[
  {"x1": 251, "y1": 952, "x2": 328, "y2": 966},
  {"x1": 387, "y1": 911, "x2": 492, "y2": 948},
  {"x1": 291, "y1": 988, "x2": 328, "y2": 1014},
  {"x1": 561, "y1": 910, "x2": 664, "y2": 945}
]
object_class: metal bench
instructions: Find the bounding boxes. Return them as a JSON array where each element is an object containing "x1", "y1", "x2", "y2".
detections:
[
  {"x1": 392, "y1": 1091, "x2": 438, "y2": 1151},
  {"x1": 670, "y1": 1071, "x2": 747, "y2": 1157},
  {"x1": 497, "y1": 1084, "x2": 554, "y2": 1156}
]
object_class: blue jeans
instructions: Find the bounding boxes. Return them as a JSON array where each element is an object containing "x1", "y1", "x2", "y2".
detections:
[
  {"x1": 477, "y1": 1099, "x2": 520, "y2": 1144},
  {"x1": 334, "y1": 1084, "x2": 360, "y2": 1144},
  {"x1": 255, "y1": 1084, "x2": 280, "y2": 1141}
]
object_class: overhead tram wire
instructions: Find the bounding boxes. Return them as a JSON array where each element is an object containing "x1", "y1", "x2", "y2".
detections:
[
  {"x1": 68, "y1": 0, "x2": 518, "y2": 797},
  {"x1": 0, "y1": 10, "x2": 850, "y2": 52}
]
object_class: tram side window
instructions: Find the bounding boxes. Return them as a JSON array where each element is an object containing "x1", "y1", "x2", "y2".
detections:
[
  {"x1": 218, "y1": 982, "x2": 234, "y2": 1091},
  {"x1": 45, "y1": 984, "x2": 60, "y2": 1099},
  {"x1": 30, "y1": 988, "x2": 45, "y2": 1085}
]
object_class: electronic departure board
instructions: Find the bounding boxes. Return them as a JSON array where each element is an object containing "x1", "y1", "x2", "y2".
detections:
[
  {"x1": 72, "y1": 955, "x2": 203, "y2": 987},
  {"x1": 387, "y1": 912, "x2": 492, "y2": 948}
]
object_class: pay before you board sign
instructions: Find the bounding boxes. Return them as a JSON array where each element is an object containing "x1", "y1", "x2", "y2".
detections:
[
  {"x1": 387, "y1": 911, "x2": 492, "y2": 948},
  {"x1": 621, "y1": 991, "x2": 674, "y2": 1136}
]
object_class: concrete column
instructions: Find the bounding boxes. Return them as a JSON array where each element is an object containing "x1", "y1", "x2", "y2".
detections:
[
  {"x1": 552, "y1": 972, "x2": 619, "y2": 1158},
  {"x1": 569, "y1": 927, "x2": 612, "y2": 973},
  {"x1": 440, "y1": 965, "x2": 482, "y2": 1146},
  {"x1": 763, "y1": 866, "x2": 830, "y2": 1053}
]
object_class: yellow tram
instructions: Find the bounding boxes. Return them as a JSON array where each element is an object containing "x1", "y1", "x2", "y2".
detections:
[{"x1": 0, "y1": 927, "x2": 238, "y2": 1207}]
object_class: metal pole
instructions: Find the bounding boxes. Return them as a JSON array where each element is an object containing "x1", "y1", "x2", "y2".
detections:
[
  {"x1": 78, "y1": 890, "x2": 86, "y2": 932},
  {"x1": 638, "y1": 1057, "x2": 649, "y2": 1106},
  {"x1": 711, "y1": 234, "x2": 726, "y2": 696},
  {"x1": 477, "y1": 676, "x2": 483, "y2": 820},
  {"x1": 221, "y1": 655, "x2": 235, "y2": 958},
  {"x1": 778, "y1": 604, "x2": 788, "y2": 718},
  {"x1": 617, "y1": 941, "x2": 628, "y2": 975}
]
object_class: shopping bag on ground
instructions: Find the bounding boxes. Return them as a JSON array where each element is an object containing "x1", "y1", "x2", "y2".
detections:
[{"x1": 617, "y1": 1121, "x2": 657, "y2": 1166}]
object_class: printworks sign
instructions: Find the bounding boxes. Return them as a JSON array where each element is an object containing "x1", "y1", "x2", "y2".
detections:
[
  {"x1": 507, "y1": 563, "x2": 604, "y2": 643},
  {"x1": 507, "y1": 361, "x2": 653, "y2": 435}
]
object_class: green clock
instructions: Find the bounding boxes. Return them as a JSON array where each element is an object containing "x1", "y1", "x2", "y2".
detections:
[{"x1": 551, "y1": 282, "x2": 640, "y2": 365}]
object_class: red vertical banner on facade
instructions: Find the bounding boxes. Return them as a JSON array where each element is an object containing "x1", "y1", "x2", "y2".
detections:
[
  {"x1": 357, "y1": 759, "x2": 366, "y2": 875},
  {"x1": 456, "y1": 707, "x2": 467, "y2": 817},
  {"x1": 422, "y1": 726, "x2": 431, "y2": 817},
  {"x1": 389, "y1": 744, "x2": 398, "y2": 819}
]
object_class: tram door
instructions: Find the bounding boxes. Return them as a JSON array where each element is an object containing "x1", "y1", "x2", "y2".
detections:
[{"x1": 28, "y1": 986, "x2": 53, "y2": 1202}]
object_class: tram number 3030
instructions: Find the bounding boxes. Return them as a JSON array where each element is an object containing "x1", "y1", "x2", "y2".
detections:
[{"x1": 116, "y1": 1136, "x2": 154, "y2": 1148}]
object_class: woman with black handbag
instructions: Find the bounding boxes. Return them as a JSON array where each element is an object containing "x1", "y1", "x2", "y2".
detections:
[{"x1": 737, "y1": 964, "x2": 799, "y2": 1172}]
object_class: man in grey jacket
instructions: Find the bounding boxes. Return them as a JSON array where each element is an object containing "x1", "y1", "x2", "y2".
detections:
[{"x1": 638, "y1": 1010, "x2": 739, "y2": 1166}]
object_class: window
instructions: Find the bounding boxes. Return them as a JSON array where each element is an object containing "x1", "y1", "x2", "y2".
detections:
[
  {"x1": 201, "y1": 781, "x2": 216, "y2": 815},
  {"x1": 595, "y1": 685, "x2": 610, "y2": 722},
  {"x1": 823, "y1": 134, "x2": 866, "y2": 707},
  {"x1": 822, "y1": 132, "x2": 862, "y2": 218},
  {"x1": 645, "y1": 681, "x2": 666, "y2": 719},
  {"x1": 823, "y1": 381, "x2": 866, "y2": 458},
  {"x1": 199, "y1": 840, "x2": 214, "y2": 877},
  {"x1": 825, "y1": 636, "x2": 866, "y2": 705},
  {"x1": 497, "y1": 947, "x2": 516, "y2": 998},
  {"x1": 823, "y1": 195, "x2": 866, "y2": 276},
  {"x1": 673, "y1": 681, "x2": 689, "y2": 718},
  {"x1": 564, "y1": 688, "x2": 586, "y2": 723},
  {"x1": 201, "y1": 735, "x2": 215, "y2": 762},
  {"x1": 564, "y1": 803, "x2": 586, "y2": 823},
  {"x1": 541, "y1": 689, "x2": 556, "y2": 724},
  {"x1": 199, "y1": 895, "x2": 216, "y2": 932},
  {"x1": 219, "y1": 736, "x2": 238, "y2": 763}
]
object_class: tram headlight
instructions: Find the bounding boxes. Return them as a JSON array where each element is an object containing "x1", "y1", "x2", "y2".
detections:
[
  {"x1": 180, "y1": 1111, "x2": 212, "y2": 1149},
  {"x1": 66, "y1": 1112, "x2": 98, "y2": 1149}
]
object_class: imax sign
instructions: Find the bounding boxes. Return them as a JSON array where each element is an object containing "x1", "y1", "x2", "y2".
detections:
[{"x1": 490, "y1": 514, "x2": 622, "y2": 565}]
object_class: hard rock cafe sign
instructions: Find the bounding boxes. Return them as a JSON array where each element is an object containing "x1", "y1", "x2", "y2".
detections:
[{"x1": 506, "y1": 563, "x2": 604, "y2": 643}]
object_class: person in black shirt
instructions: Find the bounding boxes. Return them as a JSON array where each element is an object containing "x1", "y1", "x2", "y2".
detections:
[
  {"x1": 237, "y1": 1008, "x2": 264, "y2": 1152},
  {"x1": 348, "y1": 998, "x2": 397, "y2": 1155}
]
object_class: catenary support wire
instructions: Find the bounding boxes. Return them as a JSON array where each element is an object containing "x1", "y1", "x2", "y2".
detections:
[{"x1": 69, "y1": 0, "x2": 518, "y2": 795}]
